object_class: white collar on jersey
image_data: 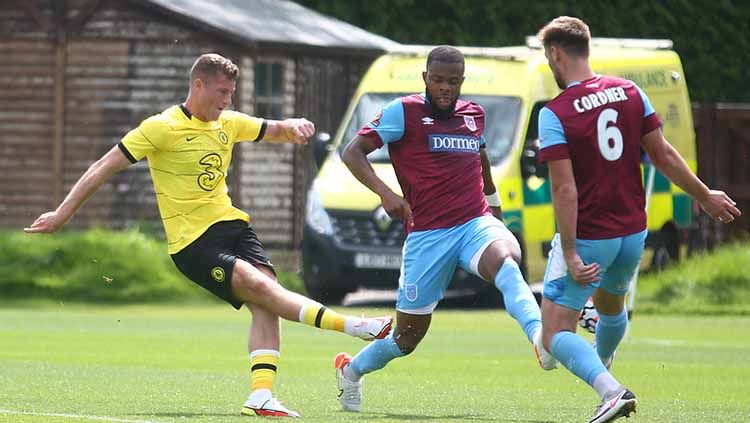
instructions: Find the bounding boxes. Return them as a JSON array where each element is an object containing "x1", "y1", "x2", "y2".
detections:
[{"x1": 566, "y1": 74, "x2": 601, "y2": 88}]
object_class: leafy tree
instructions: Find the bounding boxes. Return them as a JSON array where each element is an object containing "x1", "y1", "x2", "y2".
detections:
[{"x1": 300, "y1": 0, "x2": 750, "y2": 102}]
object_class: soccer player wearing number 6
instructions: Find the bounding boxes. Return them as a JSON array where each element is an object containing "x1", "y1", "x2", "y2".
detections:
[
  {"x1": 533, "y1": 17, "x2": 741, "y2": 423},
  {"x1": 24, "y1": 53, "x2": 392, "y2": 419}
]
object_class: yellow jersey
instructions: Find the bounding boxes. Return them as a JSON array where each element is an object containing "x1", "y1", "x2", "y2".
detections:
[{"x1": 119, "y1": 105, "x2": 265, "y2": 254}]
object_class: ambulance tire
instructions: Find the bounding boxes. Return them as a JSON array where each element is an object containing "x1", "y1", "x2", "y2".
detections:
[{"x1": 651, "y1": 223, "x2": 680, "y2": 271}]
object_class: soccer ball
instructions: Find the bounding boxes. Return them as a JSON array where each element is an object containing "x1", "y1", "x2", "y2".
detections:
[{"x1": 578, "y1": 298, "x2": 599, "y2": 334}]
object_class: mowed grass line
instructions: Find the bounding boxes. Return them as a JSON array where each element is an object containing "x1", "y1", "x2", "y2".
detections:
[{"x1": 1, "y1": 305, "x2": 749, "y2": 422}]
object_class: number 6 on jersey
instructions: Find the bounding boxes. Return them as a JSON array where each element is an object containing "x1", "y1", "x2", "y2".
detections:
[{"x1": 597, "y1": 107, "x2": 623, "y2": 161}]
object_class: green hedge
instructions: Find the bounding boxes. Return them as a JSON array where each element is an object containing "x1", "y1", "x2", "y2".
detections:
[
  {"x1": 636, "y1": 243, "x2": 750, "y2": 315},
  {"x1": 0, "y1": 229, "x2": 303, "y2": 304}
]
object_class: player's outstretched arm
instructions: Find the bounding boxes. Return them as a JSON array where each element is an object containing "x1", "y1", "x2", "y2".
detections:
[
  {"x1": 641, "y1": 128, "x2": 741, "y2": 223},
  {"x1": 343, "y1": 135, "x2": 413, "y2": 227},
  {"x1": 262, "y1": 118, "x2": 315, "y2": 145},
  {"x1": 24, "y1": 146, "x2": 132, "y2": 234}
]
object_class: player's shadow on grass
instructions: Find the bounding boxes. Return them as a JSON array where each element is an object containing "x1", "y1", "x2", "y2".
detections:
[{"x1": 360, "y1": 412, "x2": 555, "y2": 422}]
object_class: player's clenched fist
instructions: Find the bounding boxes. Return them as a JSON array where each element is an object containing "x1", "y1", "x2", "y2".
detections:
[
  {"x1": 286, "y1": 118, "x2": 315, "y2": 144},
  {"x1": 379, "y1": 191, "x2": 414, "y2": 228}
]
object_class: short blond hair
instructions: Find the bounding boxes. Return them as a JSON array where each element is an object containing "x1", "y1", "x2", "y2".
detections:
[
  {"x1": 537, "y1": 16, "x2": 591, "y2": 58},
  {"x1": 190, "y1": 53, "x2": 239, "y2": 82}
]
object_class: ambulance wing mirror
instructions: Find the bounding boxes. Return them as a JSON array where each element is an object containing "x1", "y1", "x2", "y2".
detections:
[
  {"x1": 521, "y1": 138, "x2": 548, "y2": 180},
  {"x1": 313, "y1": 132, "x2": 332, "y2": 169}
]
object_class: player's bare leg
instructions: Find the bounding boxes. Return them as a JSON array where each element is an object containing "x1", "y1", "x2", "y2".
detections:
[
  {"x1": 230, "y1": 260, "x2": 392, "y2": 340},
  {"x1": 239, "y1": 266, "x2": 299, "y2": 418}
]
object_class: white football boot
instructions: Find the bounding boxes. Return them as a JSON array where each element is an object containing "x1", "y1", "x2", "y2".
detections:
[
  {"x1": 349, "y1": 316, "x2": 393, "y2": 341},
  {"x1": 241, "y1": 389, "x2": 300, "y2": 418},
  {"x1": 588, "y1": 386, "x2": 637, "y2": 423},
  {"x1": 334, "y1": 352, "x2": 362, "y2": 412},
  {"x1": 533, "y1": 330, "x2": 558, "y2": 370}
]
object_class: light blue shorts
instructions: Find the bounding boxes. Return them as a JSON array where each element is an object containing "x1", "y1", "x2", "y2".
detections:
[
  {"x1": 396, "y1": 215, "x2": 519, "y2": 314},
  {"x1": 542, "y1": 229, "x2": 648, "y2": 311}
]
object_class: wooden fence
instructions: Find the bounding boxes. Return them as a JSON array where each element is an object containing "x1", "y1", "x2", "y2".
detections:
[{"x1": 693, "y1": 103, "x2": 750, "y2": 243}]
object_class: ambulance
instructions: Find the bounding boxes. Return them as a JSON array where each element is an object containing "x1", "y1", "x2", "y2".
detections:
[{"x1": 301, "y1": 38, "x2": 697, "y2": 304}]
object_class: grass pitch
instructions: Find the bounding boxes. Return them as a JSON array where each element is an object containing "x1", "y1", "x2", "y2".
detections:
[{"x1": 1, "y1": 304, "x2": 748, "y2": 422}]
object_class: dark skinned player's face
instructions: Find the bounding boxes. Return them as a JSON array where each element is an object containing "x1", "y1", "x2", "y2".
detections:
[{"x1": 422, "y1": 61, "x2": 465, "y2": 111}]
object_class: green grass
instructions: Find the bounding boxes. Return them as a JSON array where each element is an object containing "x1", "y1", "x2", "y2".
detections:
[
  {"x1": 1, "y1": 304, "x2": 749, "y2": 422},
  {"x1": 636, "y1": 243, "x2": 750, "y2": 315}
]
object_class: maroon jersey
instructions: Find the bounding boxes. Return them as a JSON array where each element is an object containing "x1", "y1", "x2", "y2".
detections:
[
  {"x1": 358, "y1": 94, "x2": 490, "y2": 233},
  {"x1": 538, "y1": 75, "x2": 662, "y2": 239}
]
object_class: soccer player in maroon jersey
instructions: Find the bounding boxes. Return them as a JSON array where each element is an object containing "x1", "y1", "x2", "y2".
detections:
[
  {"x1": 534, "y1": 16, "x2": 741, "y2": 423},
  {"x1": 332, "y1": 46, "x2": 543, "y2": 412}
]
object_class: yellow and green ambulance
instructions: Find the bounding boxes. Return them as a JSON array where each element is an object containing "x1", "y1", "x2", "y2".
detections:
[{"x1": 302, "y1": 38, "x2": 697, "y2": 303}]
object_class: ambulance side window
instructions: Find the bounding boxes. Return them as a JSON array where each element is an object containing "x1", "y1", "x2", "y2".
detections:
[{"x1": 521, "y1": 101, "x2": 549, "y2": 180}]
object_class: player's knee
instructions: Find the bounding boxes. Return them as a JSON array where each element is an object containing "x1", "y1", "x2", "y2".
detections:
[
  {"x1": 395, "y1": 338, "x2": 419, "y2": 355},
  {"x1": 233, "y1": 267, "x2": 275, "y2": 299},
  {"x1": 502, "y1": 243, "x2": 522, "y2": 265},
  {"x1": 394, "y1": 329, "x2": 427, "y2": 355},
  {"x1": 480, "y1": 241, "x2": 522, "y2": 280}
]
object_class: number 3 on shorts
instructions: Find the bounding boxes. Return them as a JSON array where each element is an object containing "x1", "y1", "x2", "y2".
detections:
[{"x1": 597, "y1": 108, "x2": 623, "y2": 161}]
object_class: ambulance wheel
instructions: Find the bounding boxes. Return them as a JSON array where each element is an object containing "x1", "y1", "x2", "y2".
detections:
[{"x1": 651, "y1": 224, "x2": 680, "y2": 270}]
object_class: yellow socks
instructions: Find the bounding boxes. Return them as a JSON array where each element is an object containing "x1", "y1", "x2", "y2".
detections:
[
  {"x1": 250, "y1": 349, "x2": 279, "y2": 392},
  {"x1": 298, "y1": 302, "x2": 346, "y2": 332}
]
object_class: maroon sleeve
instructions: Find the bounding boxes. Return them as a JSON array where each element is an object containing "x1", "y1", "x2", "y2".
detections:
[
  {"x1": 538, "y1": 143, "x2": 571, "y2": 163},
  {"x1": 357, "y1": 126, "x2": 385, "y2": 148},
  {"x1": 642, "y1": 113, "x2": 662, "y2": 135}
]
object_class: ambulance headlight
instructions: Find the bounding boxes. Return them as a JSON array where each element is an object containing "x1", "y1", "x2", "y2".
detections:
[{"x1": 305, "y1": 185, "x2": 333, "y2": 236}]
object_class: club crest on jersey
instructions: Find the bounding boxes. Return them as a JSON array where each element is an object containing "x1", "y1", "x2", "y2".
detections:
[
  {"x1": 428, "y1": 134, "x2": 481, "y2": 153},
  {"x1": 421, "y1": 117, "x2": 434, "y2": 125},
  {"x1": 463, "y1": 115, "x2": 477, "y2": 131}
]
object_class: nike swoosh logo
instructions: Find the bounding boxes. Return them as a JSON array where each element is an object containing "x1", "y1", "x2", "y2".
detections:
[{"x1": 186, "y1": 136, "x2": 197, "y2": 142}]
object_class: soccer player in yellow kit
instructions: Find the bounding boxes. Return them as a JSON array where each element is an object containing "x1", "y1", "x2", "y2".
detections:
[{"x1": 25, "y1": 53, "x2": 392, "y2": 418}]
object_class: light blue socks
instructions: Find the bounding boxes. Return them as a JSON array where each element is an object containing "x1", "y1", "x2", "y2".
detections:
[
  {"x1": 595, "y1": 309, "x2": 628, "y2": 363},
  {"x1": 551, "y1": 331, "x2": 608, "y2": 385},
  {"x1": 494, "y1": 258, "x2": 542, "y2": 342},
  {"x1": 348, "y1": 332, "x2": 404, "y2": 380}
]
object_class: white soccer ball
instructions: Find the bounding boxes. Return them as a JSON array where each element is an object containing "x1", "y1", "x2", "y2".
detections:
[{"x1": 578, "y1": 298, "x2": 599, "y2": 334}]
